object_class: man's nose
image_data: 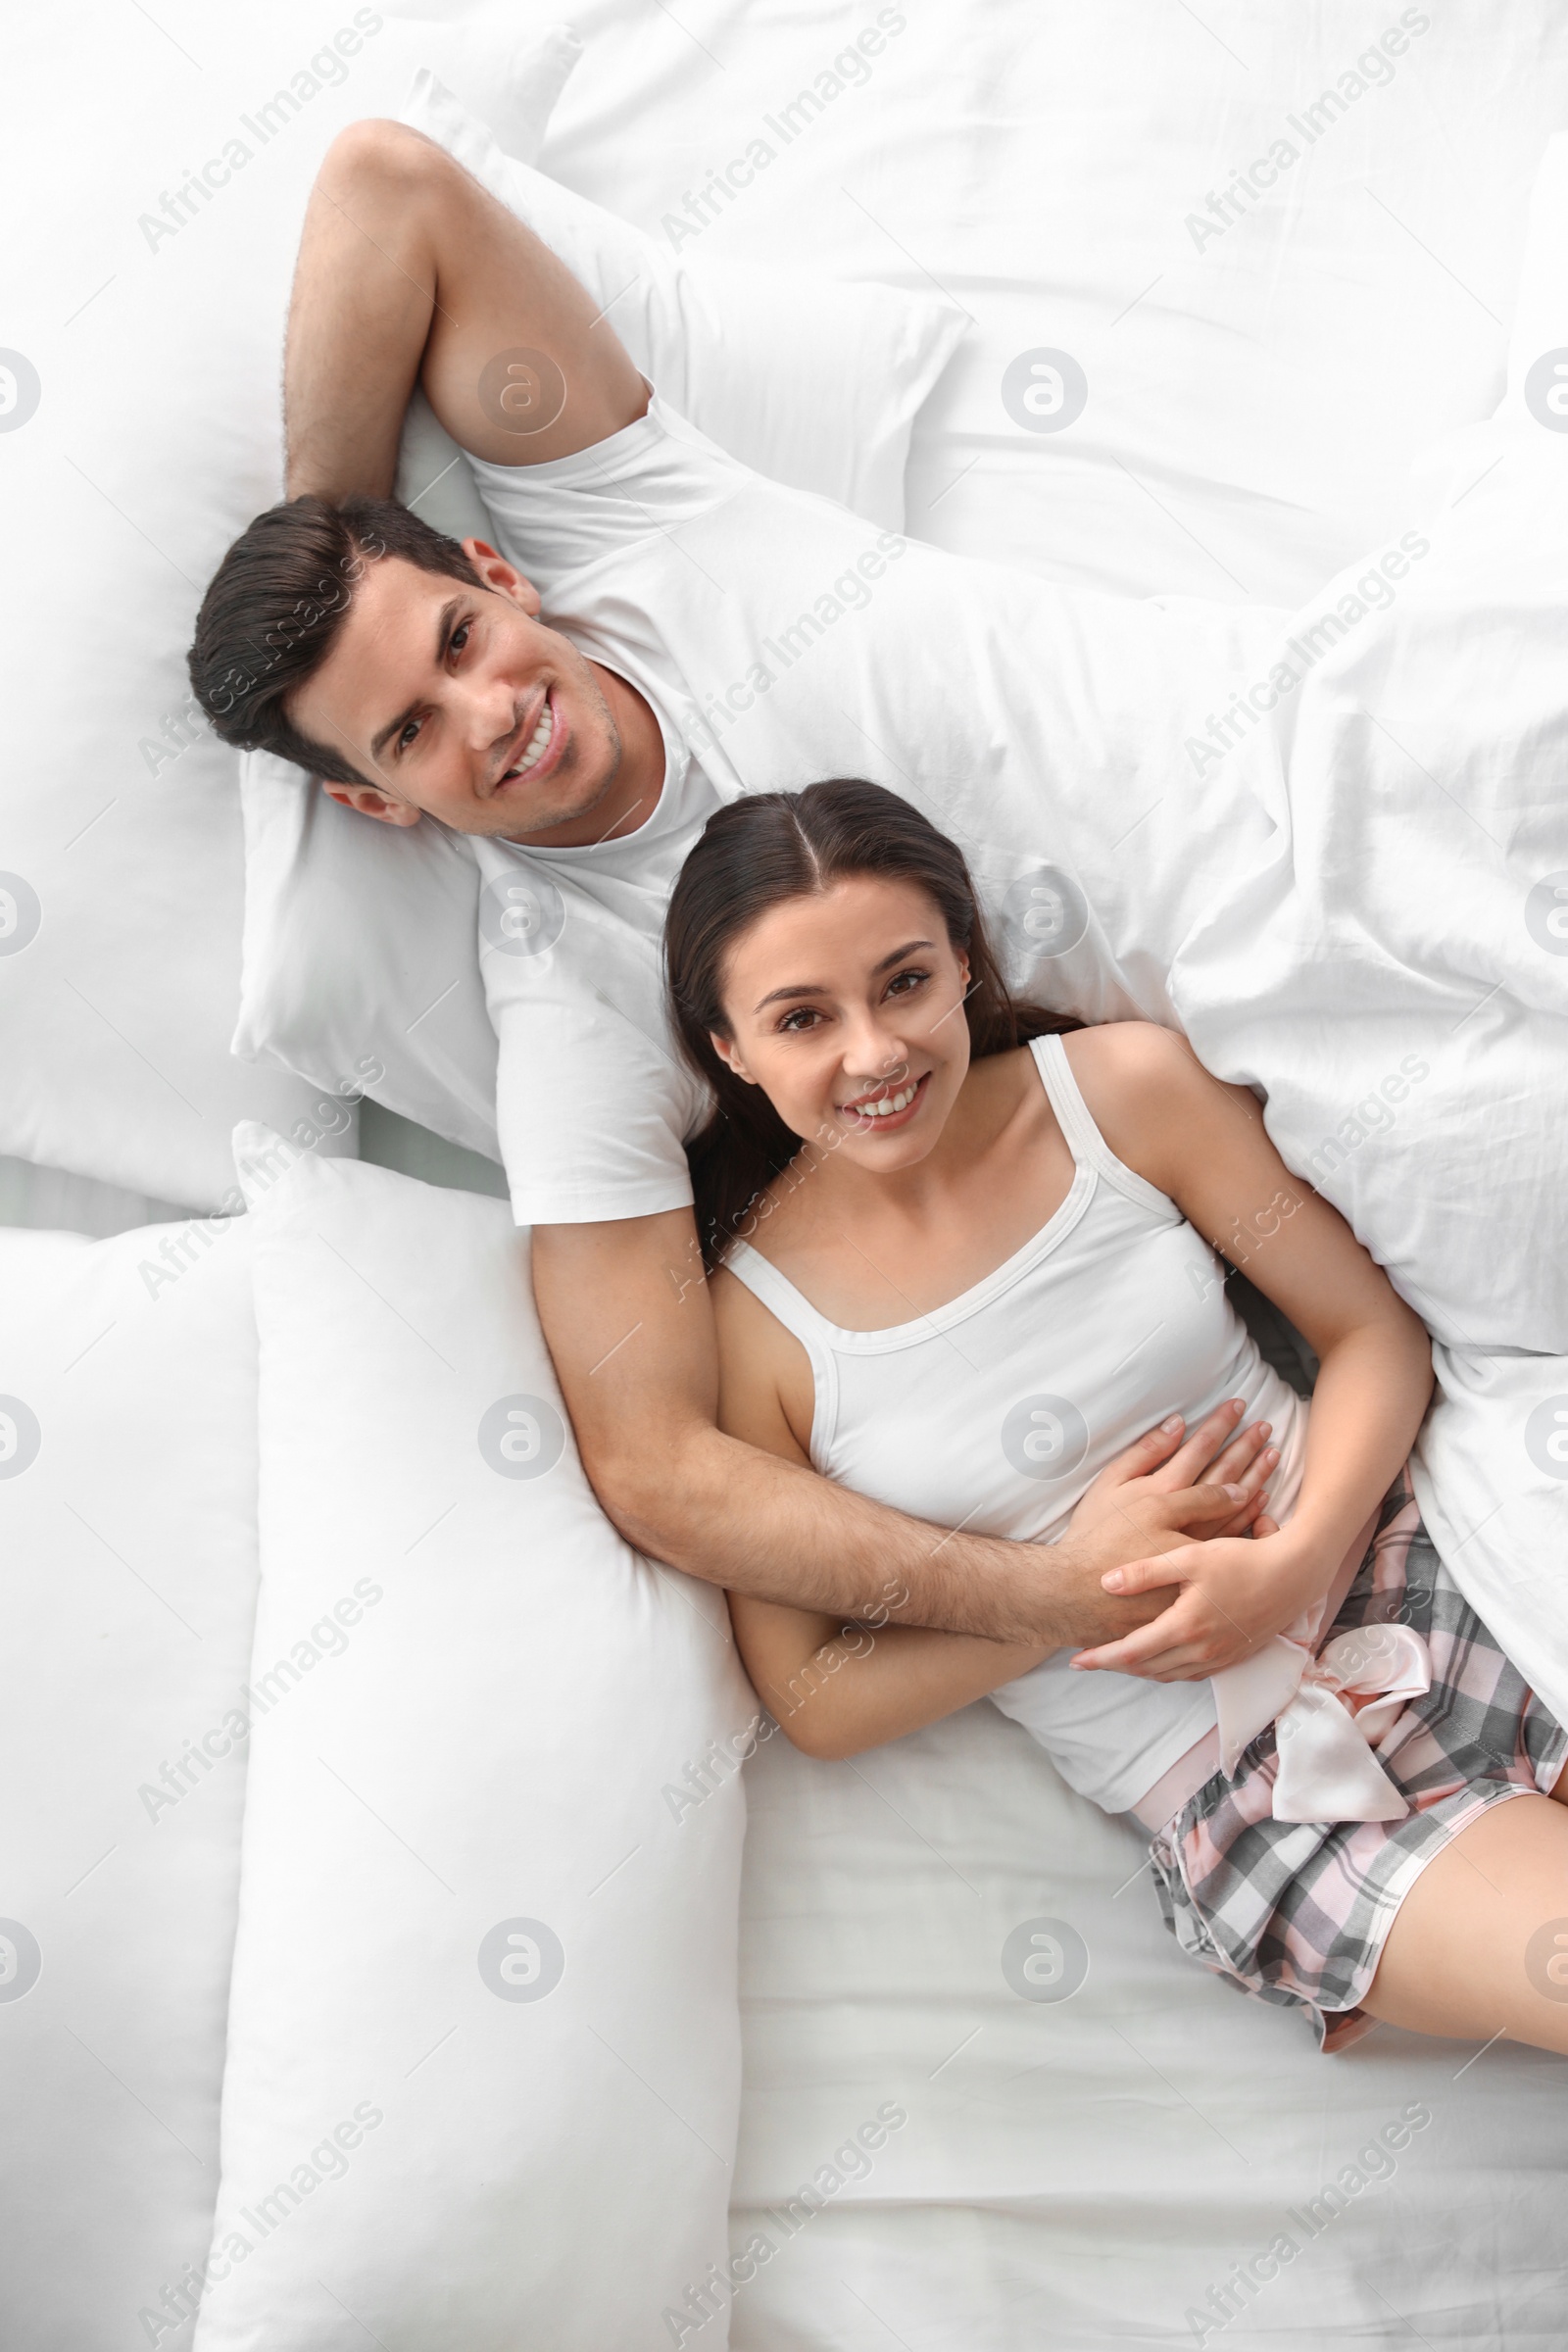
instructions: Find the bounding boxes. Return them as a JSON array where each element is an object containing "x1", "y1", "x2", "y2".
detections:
[{"x1": 461, "y1": 671, "x2": 519, "y2": 754}]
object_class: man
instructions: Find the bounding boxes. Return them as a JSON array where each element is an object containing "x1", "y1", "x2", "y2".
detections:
[{"x1": 186, "y1": 120, "x2": 1327, "y2": 1646}]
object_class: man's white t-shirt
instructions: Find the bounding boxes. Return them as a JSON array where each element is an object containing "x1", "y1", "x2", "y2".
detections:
[{"x1": 466, "y1": 395, "x2": 1286, "y2": 1229}]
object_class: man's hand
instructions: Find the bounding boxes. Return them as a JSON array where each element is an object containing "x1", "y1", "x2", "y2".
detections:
[
  {"x1": 531, "y1": 1210, "x2": 1274, "y2": 1650},
  {"x1": 1064, "y1": 1396, "x2": 1277, "y2": 1562}
]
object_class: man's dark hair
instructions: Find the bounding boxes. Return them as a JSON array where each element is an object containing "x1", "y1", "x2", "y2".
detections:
[{"x1": 186, "y1": 493, "x2": 483, "y2": 786}]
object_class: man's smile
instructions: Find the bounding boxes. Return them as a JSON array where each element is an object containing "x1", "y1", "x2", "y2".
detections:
[{"x1": 493, "y1": 687, "x2": 562, "y2": 793}]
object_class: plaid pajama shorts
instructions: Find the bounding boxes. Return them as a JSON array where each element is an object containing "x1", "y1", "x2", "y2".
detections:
[{"x1": 1147, "y1": 1470, "x2": 1568, "y2": 2051}]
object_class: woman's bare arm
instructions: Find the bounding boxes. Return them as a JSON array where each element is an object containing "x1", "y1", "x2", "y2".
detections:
[
  {"x1": 1066, "y1": 1023, "x2": 1434, "y2": 1678},
  {"x1": 713, "y1": 1269, "x2": 1054, "y2": 1759},
  {"x1": 711, "y1": 1268, "x2": 1274, "y2": 1758}
]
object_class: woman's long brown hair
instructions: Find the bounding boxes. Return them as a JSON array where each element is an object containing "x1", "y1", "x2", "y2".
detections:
[{"x1": 664, "y1": 779, "x2": 1080, "y2": 1268}]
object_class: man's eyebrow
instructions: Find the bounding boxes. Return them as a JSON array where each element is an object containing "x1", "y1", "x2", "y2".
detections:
[
  {"x1": 368, "y1": 597, "x2": 463, "y2": 762},
  {"x1": 752, "y1": 939, "x2": 935, "y2": 1013}
]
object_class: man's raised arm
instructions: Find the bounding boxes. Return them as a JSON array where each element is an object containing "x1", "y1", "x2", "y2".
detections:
[
  {"x1": 532, "y1": 1210, "x2": 1250, "y2": 1648},
  {"x1": 283, "y1": 119, "x2": 648, "y2": 502}
]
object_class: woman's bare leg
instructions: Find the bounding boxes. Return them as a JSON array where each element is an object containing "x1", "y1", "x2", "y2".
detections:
[{"x1": 1359, "y1": 1776, "x2": 1568, "y2": 2055}]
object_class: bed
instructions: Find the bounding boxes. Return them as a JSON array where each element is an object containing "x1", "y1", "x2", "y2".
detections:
[{"x1": 3, "y1": 4, "x2": 1566, "y2": 2346}]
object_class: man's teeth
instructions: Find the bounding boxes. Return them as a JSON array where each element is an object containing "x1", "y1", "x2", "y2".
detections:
[
  {"x1": 853, "y1": 1082, "x2": 918, "y2": 1119},
  {"x1": 513, "y1": 701, "x2": 552, "y2": 774}
]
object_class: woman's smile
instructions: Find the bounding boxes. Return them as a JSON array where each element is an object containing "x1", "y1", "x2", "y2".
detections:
[{"x1": 837, "y1": 1071, "x2": 932, "y2": 1133}]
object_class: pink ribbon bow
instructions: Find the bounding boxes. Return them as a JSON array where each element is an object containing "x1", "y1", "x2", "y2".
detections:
[{"x1": 1212, "y1": 1621, "x2": 1432, "y2": 1825}]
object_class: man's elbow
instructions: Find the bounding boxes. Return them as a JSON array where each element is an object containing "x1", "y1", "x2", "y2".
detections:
[{"x1": 575, "y1": 1419, "x2": 709, "y2": 1563}]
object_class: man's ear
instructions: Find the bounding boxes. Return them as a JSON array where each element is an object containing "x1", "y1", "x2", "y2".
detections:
[
  {"x1": 710, "y1": 1032, "x2": 758, "y2": 1087},
  {"x1": 320, "y1": 779, "x2": 422, "y2": 829},
  {"x1": 464, "y1": 538, "x2": 542, "y2": 618}
]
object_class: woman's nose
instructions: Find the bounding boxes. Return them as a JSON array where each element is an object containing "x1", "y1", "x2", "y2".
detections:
[{"x1": 841, "y1": 1010, "x2": 908, "y2": 1081}]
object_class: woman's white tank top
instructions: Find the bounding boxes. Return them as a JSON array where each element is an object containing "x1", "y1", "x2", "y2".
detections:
[{"x1": 725, "y1": 1033, "x2": 1311, "y2": 1816}]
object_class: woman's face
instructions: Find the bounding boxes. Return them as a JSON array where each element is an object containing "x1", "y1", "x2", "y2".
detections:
[{"x1": 710, "y1": 875, "x2": 973, "y2": 1170}]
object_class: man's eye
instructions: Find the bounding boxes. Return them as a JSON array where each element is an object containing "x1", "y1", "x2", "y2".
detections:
[
  {"x1": 398, "y1": 716, "x2": 422, "y2": 753},
  {"x1": 450, "y1": 620, "x2": 471, "y2": 657}
]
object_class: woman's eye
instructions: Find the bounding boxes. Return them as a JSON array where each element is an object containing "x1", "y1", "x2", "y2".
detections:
[
  {"x1": 887, "y1": 967, "x2": 929, "y2": 998},
  {"x1": 778, "y1": 1007, "x2": 820, "y2": 1033}
]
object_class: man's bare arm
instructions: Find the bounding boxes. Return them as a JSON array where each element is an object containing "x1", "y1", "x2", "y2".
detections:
[
  {"x1": 284, "y1": 119, "x2": 647, "y2": 501},
  {"x1": 532, "y1": 1209, "x2": 1254, "y2": 1648}
]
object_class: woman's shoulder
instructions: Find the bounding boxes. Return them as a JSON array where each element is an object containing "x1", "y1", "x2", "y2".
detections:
[
  {"x1": 1059, "y1": 1017, "x2": 1192, "y2": 1086},
  {"x1": 1060, "y1": 1017, "x2": 1224, "y2": 1106},
  {"x1": 1060, "y1": 1020, "x2": 1256, "y2": 1193}
]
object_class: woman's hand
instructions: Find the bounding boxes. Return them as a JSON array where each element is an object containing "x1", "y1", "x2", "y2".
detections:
[
  {"x1": 1068, "y1": 1518, "x2": 1330, "y2": 1680},
  {"x1": 1064, "y1": 1396, "x2": 1280, "y2": 1567}
]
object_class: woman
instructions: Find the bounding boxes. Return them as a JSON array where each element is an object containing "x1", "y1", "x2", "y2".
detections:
[{"x1": 663, "y1": 778, "x2": 1568, "y2": 2055}]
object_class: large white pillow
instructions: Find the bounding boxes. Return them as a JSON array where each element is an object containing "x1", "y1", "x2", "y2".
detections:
[
  {"x1": 0, "y1": 7, "x2": 581, "y2": 1206},
  {"x1": 231, "y1": 68, "x2": 964, "y2": 1135},
  {"x1": 0, "y1": 1217, "x2": 260, "y2": 2345},
  {"x1": 1411, "y1": 1346, "x2": 1568, "y2": 1731},
  {"x1": 194, "y1": 1128, "x2": 753, "y2": 2350}
]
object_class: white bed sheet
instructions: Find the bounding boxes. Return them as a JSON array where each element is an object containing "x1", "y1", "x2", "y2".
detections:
[{"x1": 729, "y1": 1708, "x2": 1568, "y2": 2350}]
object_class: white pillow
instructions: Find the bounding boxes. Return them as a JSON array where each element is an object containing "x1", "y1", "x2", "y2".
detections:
[
  {"x1": 194, "y1": 1128, "x2": 753, "y2": 2349},
  {"x1": 0, "y1": 1217, "x2": 260, "y2": 2345},
  {"x1": 233, "y1": 760, "x2": 501, "y2": 1158},
  {"x1": 0, "y1": 10, "x2": 581, "y2": 1206},
  {"x1": 1412, "y1": 1346, "x2": 1568, "y2": 1730},
  {"x1": 231, "y1": 70, "x2": 964, "y2": 1135}
]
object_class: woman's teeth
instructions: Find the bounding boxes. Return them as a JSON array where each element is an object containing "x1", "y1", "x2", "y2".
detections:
[
  {"x1": 510, "y1": 700, "x2": 552, "y2": 776},
  {"x1": 853, "y1": 1082, "x2": 917, "y2": 1119}
]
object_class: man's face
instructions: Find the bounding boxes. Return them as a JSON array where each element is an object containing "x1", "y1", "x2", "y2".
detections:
[{"x1": 288, "y1": 543, "x2": 624, "y2": 841}]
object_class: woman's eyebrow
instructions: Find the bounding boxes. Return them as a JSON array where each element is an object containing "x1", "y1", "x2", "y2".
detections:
[
  {"x1": 752, "y1": 940, "x2": 935, "y2": 1014},
  {"x1": 872, "y1": 937, "x2": 935, "y2": 972}
]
